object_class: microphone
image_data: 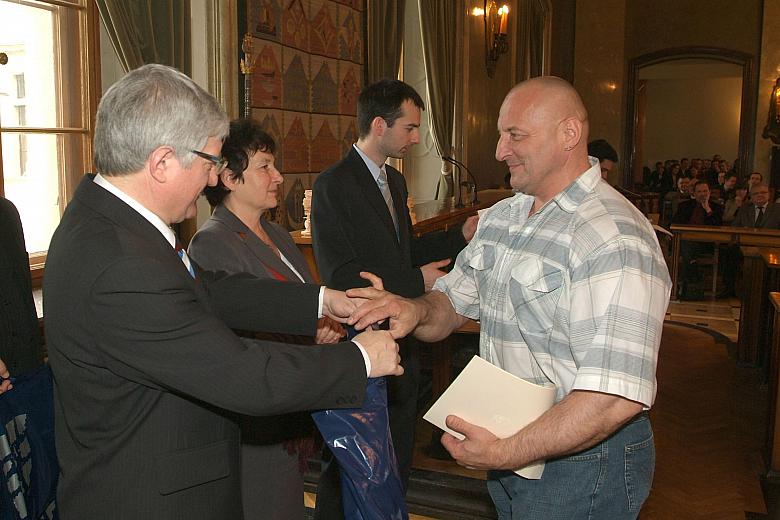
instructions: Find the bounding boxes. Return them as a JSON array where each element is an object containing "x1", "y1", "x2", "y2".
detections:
[{"x1": 441, "y1": 156, "x2": 479, "y2": 206}]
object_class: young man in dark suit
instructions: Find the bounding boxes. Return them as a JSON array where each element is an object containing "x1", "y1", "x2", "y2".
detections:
[
  {"x1": 43, "y1": 64, "x2": 402, "y2": 520},
  {"x1": 311, "y1": 79, "x2": 477, "y2": 518}
]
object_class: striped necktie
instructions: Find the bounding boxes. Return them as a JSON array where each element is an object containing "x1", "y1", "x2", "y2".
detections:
[
  {"x1": 175, "y1": 239, "x2": 196, "y2": 278},
  {"x1": 377, "y1": 167, "x2": 399, "y2": 237}
]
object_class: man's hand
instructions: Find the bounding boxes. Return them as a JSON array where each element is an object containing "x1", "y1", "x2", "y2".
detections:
[
  {"x1": 441, "y1": 415, "x2": 508, "y2": 470},
  {"x1": 347, "y1": 281, "x2": 422, "y2": 339},
  {"x1": 353, "y1": 329, "x2": 404, "y2": 377},
  {"x1": 420, "y1": 259, "x2": 451, "y2": 291},
  {"x1": 315, "y1": 316, "x2": 346, "y2": 344},
  {"x1": 321, "y1": 287, "x2": 358, "y2": 322},
  {"x1": 701, "y1": 199, "x2": 712, "y2": 213},
  {"x1": 462, "y1": 215, "x2": 479, "y2": 243},
  {"x1": 0, "y1": 358, "x2": 12, "y2": 394}
]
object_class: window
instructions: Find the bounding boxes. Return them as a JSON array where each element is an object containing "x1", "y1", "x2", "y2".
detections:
[
  {"x1": 0, "y1": 0, "x2": 100, "y2": 283},
  {"x1": 14, "y1": 72, "x2": 24, "y2": 98}
]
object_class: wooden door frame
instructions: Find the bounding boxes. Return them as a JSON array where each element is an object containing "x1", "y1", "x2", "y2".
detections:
[{"x1": 622, "y1": 46, "x2": 757, "y2": 187}]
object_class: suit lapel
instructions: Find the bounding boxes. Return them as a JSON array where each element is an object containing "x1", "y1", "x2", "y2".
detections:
[
  {"x1": 78, "y1": 175, "x2": 207, "y2": 294},
  {"x1": 346, "y1": 148, "x2": 399, "y2": 243},
  {"x1": 262, "y1": 220, "x2": 314, "y2": 283},
  {"x1": 211, "y1": 206, "x2": 302, "y2": 282}
]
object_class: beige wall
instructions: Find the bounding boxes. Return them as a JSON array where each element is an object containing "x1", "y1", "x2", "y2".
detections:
[
  {"x1": 462, "y1": 0, "x2": 535, "y2": 189},
  {"x1": 573, "y1": 0, "x2": 625, "y2": 185},
  {"x1": 573, "y1": 0, "x2": 764, "y2": 181},
  {"x1": 643, "y1": 77, "x2": 742, "y2": 165}
]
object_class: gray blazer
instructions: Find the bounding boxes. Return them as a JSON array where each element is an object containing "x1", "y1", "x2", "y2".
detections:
[
  {"x1": 189, "y1": 205, "x2": 314, "y2": 283},
  {"x1": 731, "y1": 202, "x2": 780, "y2": 229}
]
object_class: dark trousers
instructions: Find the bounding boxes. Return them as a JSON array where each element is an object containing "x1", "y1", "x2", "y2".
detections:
[{"x1": 314, "y1": 338, "x2": 420, "y2": 519}]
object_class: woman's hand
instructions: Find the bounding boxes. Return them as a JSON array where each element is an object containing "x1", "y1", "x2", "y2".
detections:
[{"x1": 315, "y1": 316, "x2": 346, "y2": 344}]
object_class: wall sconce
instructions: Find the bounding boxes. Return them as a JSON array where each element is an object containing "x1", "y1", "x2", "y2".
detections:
[{"x1": 473, "y1": 1, "x2": 510, "y2": 78}]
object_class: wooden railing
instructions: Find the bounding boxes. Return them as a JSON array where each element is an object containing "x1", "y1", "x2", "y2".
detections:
[{"x1": 669, "y1": 225, "x2": 780, "y2": 299}]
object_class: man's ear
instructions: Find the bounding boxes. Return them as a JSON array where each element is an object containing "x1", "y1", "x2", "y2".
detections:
[
  {"x1": 148, "y1": 146, "x2": 175, "y2": 183},
  {"x1": 372, "y1": 116, "x2": 386, "y2": 137},
  {"x1": 561, "y1": 117, "x2": 583, "y2": 151}
]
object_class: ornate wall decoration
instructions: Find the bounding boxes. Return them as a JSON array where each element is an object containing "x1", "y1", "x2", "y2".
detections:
[{"x1": 245, "y1": 0, "x2": 364, "y2": 230}]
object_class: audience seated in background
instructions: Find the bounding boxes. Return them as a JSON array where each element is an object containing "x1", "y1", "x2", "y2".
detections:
[
  {"x1": 720, "y1": 182, "x2": 780, "y2": 298},
  {"x1": 672, "y1": 180, "x2": 723, "y2": 299}
]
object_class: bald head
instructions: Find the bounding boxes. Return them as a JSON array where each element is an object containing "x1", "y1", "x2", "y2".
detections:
[
  {"x1": 503, "y1": 77, "x2": 589, "y2": 136},
  {"x1": 495, "y1": 76, "x2": 592, "y2": 205}
]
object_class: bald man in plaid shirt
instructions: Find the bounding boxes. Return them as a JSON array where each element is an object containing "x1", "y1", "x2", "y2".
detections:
[{"x1": 348, "y1": 77, "x2": 671, "y2": 520}]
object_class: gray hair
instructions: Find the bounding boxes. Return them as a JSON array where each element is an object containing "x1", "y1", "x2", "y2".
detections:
[{"x1": 94, "y1": 64, "x2": 229, "y2": 176}]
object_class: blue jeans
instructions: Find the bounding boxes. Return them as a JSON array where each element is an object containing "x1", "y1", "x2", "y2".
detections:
[{"x1": 487, "y1": 413, "x2": 654, "y2": 519}]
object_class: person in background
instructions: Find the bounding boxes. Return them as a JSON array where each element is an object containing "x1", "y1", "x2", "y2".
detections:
[
  {"x1": 311, "y1": 78, "x2": 477, "y2": 519},
  {"x1": 586, "y1": 139, "x2": 618, "y2": 180},
  {"x1": 188, "y1": 119, "x2": 345, "y2": 520},
  {"x1": 672, "y1": 180, "x2": 723, "y2": 299},
  {"x1": 0, "y1": 196, "x2": 43, "y2": 387},
  {"x1": 721, "y1": 183, "x2": 780, "y2": 297},
  {"x1": 748, "y1": 171, "x2": 763, "y2": 191},
  {"x1": 722, "y1": 186, "x2": 748, "y2": 225},
  {"x1": 348, "y1": 76, "x2": 670, "y2": 519},
  {"x1": 663, "y1": 176, "x2": 691, "y2": 226}
]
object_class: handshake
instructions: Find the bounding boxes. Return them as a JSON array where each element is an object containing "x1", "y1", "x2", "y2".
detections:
[{"x1": 320, "y1": 273, "x2": 422, "y2": 379}]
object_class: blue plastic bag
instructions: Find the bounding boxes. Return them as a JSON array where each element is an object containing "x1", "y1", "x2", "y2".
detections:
[
  {"x1": 312, "y1": 376, "x2": 408, "y2": 520},
  {"x1": 0, "y1": 364, "x2": 58, "y2": 520}
]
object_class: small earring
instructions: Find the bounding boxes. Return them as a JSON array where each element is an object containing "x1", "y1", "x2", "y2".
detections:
[{"x1": 564, "y1": 145, "x2": 572, "y2": 151}]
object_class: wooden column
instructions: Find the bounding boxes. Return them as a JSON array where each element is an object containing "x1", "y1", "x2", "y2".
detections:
[
  {"x1": 768, "y1": 292, "x2": 780, "y2": 476},
  {"x1": 738, "y1": 246, "x2": 765, "y2": 365}
]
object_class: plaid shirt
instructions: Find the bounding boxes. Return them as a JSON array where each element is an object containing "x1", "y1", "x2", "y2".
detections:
[{"x1": 434, "y1": 160, "x2": 671, "y2": 407}]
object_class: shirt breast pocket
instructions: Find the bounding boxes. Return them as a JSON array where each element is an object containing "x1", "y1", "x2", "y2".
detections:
[{"x1": 508, "y1": 257, "x2": 563, "y2": 334}]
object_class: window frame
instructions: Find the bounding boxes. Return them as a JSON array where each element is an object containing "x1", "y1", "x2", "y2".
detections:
[{"x1": 0, "y1": 0, "x2": 101, "y2": 287}]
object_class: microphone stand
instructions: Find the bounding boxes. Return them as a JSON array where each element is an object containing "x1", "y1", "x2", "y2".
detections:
[
  {"x1": 442, "y1": 156, "x2": 479, "y2": 206},
  {"x1": 441, "y1": 157, "x2": 464, "y2": 208}
]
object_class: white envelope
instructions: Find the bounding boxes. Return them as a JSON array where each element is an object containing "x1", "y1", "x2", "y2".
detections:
[{"x1": 423, "y1": 355, "x2": 556, "y2": 479}]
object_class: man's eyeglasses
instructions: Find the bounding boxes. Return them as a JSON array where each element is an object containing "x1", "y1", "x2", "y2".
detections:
[{"x1": 191, "y1": 149, "x2": 228, "y2": 175}]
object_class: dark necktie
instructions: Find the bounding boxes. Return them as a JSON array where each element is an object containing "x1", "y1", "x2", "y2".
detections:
[{"x1": 755, "y1": 207, "x2": 766, "y2": 227}]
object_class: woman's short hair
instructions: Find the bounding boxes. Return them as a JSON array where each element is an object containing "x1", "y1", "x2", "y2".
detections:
[
  {"x1": 94, "y1": 64, "x2": 229, "y2": 176},
  {"x1": 203, "y1": 118, "x2": 276, "y2": 207}
]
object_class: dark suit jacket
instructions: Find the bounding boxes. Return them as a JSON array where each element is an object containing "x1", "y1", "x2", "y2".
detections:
[
  {"x1": 0, "y1": 197, "x2": 42, "y2": 374},
  {"x1": 44, "y1": 176, "x2": 367, "y2": 519},
  {"x1": 311, "y1": 147, "x2": 465, "y2": 297},
  {"x1": 731, "y1": 202, "x2": 780, "y2": 229},
  {"x1": 672, "y1": 199, "x2": 724, "y2": 226}
]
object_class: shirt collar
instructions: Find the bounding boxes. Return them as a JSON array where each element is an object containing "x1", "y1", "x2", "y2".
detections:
[
  {"x1": 93, "y1": 173, "x2": 177, "y2": 249},
  {"x1": 353, "y1": 143, "x2": 385, "y2": 183}
]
